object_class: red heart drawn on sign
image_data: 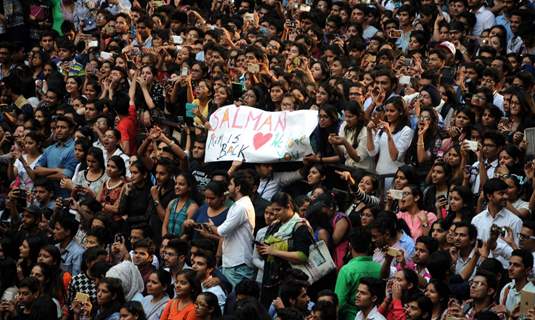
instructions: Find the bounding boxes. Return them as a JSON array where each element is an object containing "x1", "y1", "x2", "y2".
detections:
[{"x1": 253, "y1": 132, "x2": 272, "y2": 150}]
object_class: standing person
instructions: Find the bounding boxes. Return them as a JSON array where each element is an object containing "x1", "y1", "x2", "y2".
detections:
[
  {"x1": 499, "y1": 249, "x2": 534, "y2": 315},
  {"x1": 257, "y1": 192, "x2": 312, "y2": 307},
  {"x1": 162, "y1": 172, "x2": 200, "y2": 238},
  {"x1": 160, "y1": 269, "x2": 201, "y2": 320},
  {"x1": 366, "y1": 96, "x2": 413, "y2": 189},
  {"x1": 34, "y1": 116, "x2": 79, "y2": 197},
  {"x1": 206, "y1": 170, "x2": 256, "y2": 288},
  {"x1": 472, "y1": 178, "x2": 523, "y2": 266},
  {"x1": 53, "y1": 213, "x2": 85, "y2": 276},
  {"x1": 355, "y1": 277, "x2": 386, "y2": 320},
  {"x1": 335, "y1": 229, "x2": 381, "y2": 320}
]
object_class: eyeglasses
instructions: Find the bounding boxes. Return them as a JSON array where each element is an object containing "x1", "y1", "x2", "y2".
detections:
[{"x1": 469, "y1": 280, "x2": 486, "y2": 288}]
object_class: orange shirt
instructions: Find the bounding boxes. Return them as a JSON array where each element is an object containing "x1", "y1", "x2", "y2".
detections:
[{"x1": 160, "y1": 299, "x2": 196, "y2": 320}]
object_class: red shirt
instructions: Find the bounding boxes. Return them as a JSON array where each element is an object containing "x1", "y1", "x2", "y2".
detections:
[{"x1": 117, "y1": 104, "x2": 137, "y2": 156}]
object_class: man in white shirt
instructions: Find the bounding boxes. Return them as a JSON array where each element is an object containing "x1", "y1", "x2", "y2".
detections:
[
  {"x1": 472, "y1": 178, "x2": 523, "y2": 267},
  {"x1": 207, "y1": 170, "x2": 256, "y2": 288},
  {"x1": 469, "y1": 0, "x2": 495, "y2": 36},
  {"x1": 192, "y1": 250, "x2": 227, "y2": 313},
  {"x1": 355, "y1": 277, "x2": 386, "y2": 320},
  {"x1": 499, "y1": 249, "x2": 534, "y2": 314}
]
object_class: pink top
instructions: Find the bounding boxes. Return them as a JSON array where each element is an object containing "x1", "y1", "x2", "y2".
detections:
[{"x1": 396, "y1": 210, "x2": 437, "y2": 240}]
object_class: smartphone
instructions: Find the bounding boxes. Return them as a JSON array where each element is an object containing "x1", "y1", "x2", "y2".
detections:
[
  {"x1": 254, "y1": 240, "x2": 264, "y2": 246},
  {"x1": 74, "y1": 292, "x2": 90, "y2": 303},
  {"x1": 88, "y1": 40, "x2": 98, "y2": 48},
  {"x1": 180, "y1": 65, "x2": 189, "y2": 76},
  {"x1": 404, "y1": 58, "x2": 412, "y2": 66},
  {"x1": 298, "y1": 4, "x2": 311, "y2": 12},
  {"x1": 100, "y1": 51, "x2": 113, "y2": 60},
  {"x1": 171, "y1": 35, "x2": 183, "y2": 45},
  {"x1": 465, "y1": 140, "x2": 479, "y2": 152},
  {"x1": 386, "y1": 247, "x2": 401, "y2": 257},
  {"x1": 247, "y1": 64, "x2": 259, "y2": 73},
  {"x1": 292, "y1": 57, "x2": 300, "y2": 67},
  {"x1": 243, "y1": 13, "x2": 255, "y2": 22},
  {"x1": 390, "y1": 189, "x2": 404, "y2": 200}
]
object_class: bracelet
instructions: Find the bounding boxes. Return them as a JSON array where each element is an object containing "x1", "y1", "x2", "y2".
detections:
[{"x1": 417, "y1": 143, "x2": 424, "y2": 147}]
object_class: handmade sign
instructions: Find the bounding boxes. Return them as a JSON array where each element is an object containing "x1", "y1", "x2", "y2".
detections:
[{"x1": 205, "y1": 105, "x2": 318, "y2": 162}]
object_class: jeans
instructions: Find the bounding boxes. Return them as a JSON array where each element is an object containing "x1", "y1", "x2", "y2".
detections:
[{"x1": 222, "y1": 264, "x2": 255, "y2": 288}]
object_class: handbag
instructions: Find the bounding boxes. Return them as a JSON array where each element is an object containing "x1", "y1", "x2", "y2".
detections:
[
  {"x1": 291, "y1": 240, "x2": 336, "y2": 285},
  {"x1": 30, "y1": 5, "x2": 49, "y2": 22}
]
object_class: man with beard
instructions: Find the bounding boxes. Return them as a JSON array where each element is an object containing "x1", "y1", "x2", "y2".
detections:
[{"x1": 411, "y1": 236, "x2": 439, "y2": 284}]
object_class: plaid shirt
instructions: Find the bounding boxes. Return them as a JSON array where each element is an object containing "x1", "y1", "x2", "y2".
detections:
[{"x1": 67, "y1": 272, "x2": 97, "y2": 305}]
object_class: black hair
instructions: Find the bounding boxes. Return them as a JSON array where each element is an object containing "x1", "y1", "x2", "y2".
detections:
[
  {"x1": 80, "y1": 246, "x2": 107, "y2": 273},
  {"x1": 427, "y1": 251, "x2": 452, "y2": 280},
  {"x1": 427, "y1": 279, "x2": 450, "y2": 314},
  {"x1": 53, "y1": 213, "x2": 80, "y2": 238},
  {"x1": 454, "y1": 222, "x2": 478, "y2": 242},
  {"x1": 415, "y1": 236, "x2": 439, "y2": 255},
  {"x1": 95, "y1": 278, "x2": 125, "y2": 320},
  {"x1": 120, "y1": 301, "x2": 147, "y2": 320},
  {"x1": 231, "y1": 170, "x2": 255, "y2": 197},
  {"x1": 86, "y1": 146, "x2": 106, "y2": 171},
  {"x1": 28, "y1": 296, "x2": 58, "y2": 320},
  {"x1": 235, "y1": 279, "x2": 260, "y2": 299},
  {"x1": 270, "y1": 192, "x2": 295, "y2": 210},
  {"x1": 349, "y1": 228, "x2": 372, "y2": 254},
  {"x1": 511, "y1": 249, "x2": 534, "y2": 271},
  {"x1": 279, "y1": 279, "x2": 308, "y2": 307},
  {"x1": 166, "y1": 239, "x2": 188, "y2": 257},
  {"x1": 483, "y1": 178, "x2": 509, "y2": 199},
  {"x1": 108, "y1": 155, "x2": 126, "y2": 177},
  {"x1": 175, "y1": 269, "x2": 202, "y2": 300},
  {"x1": 197, "y1": 292, "x2": 223, "y2": 320},
  {"x1": 359, "y1": 277, "x2": 386, "y2": 305}
]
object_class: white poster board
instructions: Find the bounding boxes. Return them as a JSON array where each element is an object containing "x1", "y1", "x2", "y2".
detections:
[{"x1": 204, "y1": 105, "x2": 318, "y2": 163}]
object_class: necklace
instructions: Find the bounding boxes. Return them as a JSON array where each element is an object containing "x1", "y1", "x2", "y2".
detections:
[{"x1": 106, "y1": 179, "x2": 123, "y2": 189}]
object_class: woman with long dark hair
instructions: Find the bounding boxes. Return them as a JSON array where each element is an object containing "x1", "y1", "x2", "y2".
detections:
[
  {"x1": 162, "y1": 172, "x2": 201, "y2": 238},
  {"x1": 406, "y1": 107, "x2": 441, "y2": 180},
  {"x1": 385, "y1": 165, "x2": 418, "y2": 213},
  {"x1": 141, "y1": 269, "x2": 172, "y2": 320},
  {"x1": 444, "y1": 185, "x2": 475, "y2": 225},
  {"x1": 160, "y1": 269, "x2": 201, "y2": 320},
  {"x1": 367, "y1": 96, "x2": 413, "y2": 188},
  {"x1": 17, "y1": 236, "x2": 45, "y2": 280},
  {"x1": 309, "y1": 104, "x2": 341, "y2": 164},
  {"x1": 396, "y1": 185, "x2": 437, "y2": 240},
  {"x1": 422, "y1": 160, "x2": 452, "y2": 215},
  {"x1": 98, "y1": 156, "x2": 126, "y2": 223},
  {"x1": 119, "y1": 160, "x2": 153, "y2": 229},
  {"x1": 194, "y1": 292, "x2": 222, "y2": 320},
  {"x1": 185, "y1": 181, "x2": 228, "y2": 242},
  {"x1": 258, "y1": 192, "x2": 312, "y2": 307},
  {"x1": 330, "y1": 101, "x2": 373, "y2": 171},
  {"x1": 94, "y1": 277, "x2": 125, "y2": 320},
  {"x1": 425, "y1": 279, "x2": 449, "y2": 320},
  {"x1": 63, "y1": 146, "x2": 108, "y2": 198}
]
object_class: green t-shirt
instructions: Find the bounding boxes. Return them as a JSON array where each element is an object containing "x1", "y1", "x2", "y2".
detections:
[{"x1": 335, "y1": 256, "x2": 382, "y2": 320}]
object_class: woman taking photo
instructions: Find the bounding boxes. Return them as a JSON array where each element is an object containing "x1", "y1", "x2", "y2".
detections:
[
  {"x1": 329, "y1": 101, "x2": 373, "y2": 172},
  {"x1": 257, "y1": 192, "x2": 313, "y2": 307},
  {"x1": 396, "y1": 185, "x2": 437, "y2": 240},
  {"x1": 385, "y1": 165, "x2": 418, "y2": 213},
  {"x1": 308, "y1": 104, "x2": 341, "y2": 165},
  {"x1": 160, "y1": 269, "x2": 201, "y2": 320},
  {"x1": 120, "y1": 160, "x2": 153, "y2": 229},
  {"x1": 9, "y1": 131, "x2": 43, "y2": 192},
  {"x1": 194, "y1": 292, "x2": 222, "y2": 320},
  {"x1": 367, "y1": 96, "x2": 413, "y2": 188},
  {"x1": 73, "y1": 277, "x2": 125, "y2": 320},
  {"x1": 141, "y1": 269, "x2": 172, "y2": 320},
  {"x1": 406, "y1": 107, "x2": 441, "y2": 181},
  {"x1": 97, "y1": 156, "x2": 126, "y2": 223},
  {"x1": 337, "y1": 171, "x2": 381, "y2": 227},
  {"x1": 422, "y1": 160, "x2": 451, "y2": 215},
  {"x1": 441, "y1": 107, "x2": 476, "y2": 153},
  {"x1": 162, "y1": 172, "x2": 200, "y2": 238}
]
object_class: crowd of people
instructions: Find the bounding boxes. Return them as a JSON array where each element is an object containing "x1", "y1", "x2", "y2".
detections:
[{"x1": 1, "y1": 0, "x2": 535, "y2": 320}]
